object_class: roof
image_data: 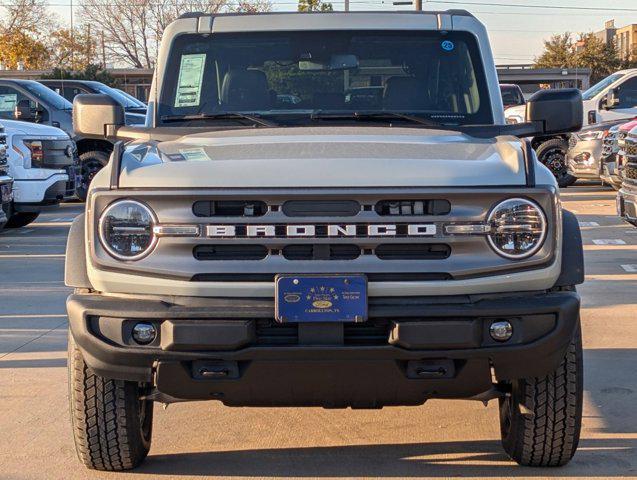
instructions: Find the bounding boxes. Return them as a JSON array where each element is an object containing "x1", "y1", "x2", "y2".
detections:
[{"x1": 178, "y1": 10, "x2": 475, "y2": 20}]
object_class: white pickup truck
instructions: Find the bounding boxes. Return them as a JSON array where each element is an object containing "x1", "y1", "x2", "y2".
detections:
[
  {"x1": 0, "y1": 119, "x2": 77, "y2": 227},
  {"x1": 505, "y1": 69, "x2": 637, "y2": 187}
]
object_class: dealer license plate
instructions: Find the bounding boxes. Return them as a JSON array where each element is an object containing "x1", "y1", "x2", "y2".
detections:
[{"x1": 275, "y1": 274, "x2": 367, "y2": 323}]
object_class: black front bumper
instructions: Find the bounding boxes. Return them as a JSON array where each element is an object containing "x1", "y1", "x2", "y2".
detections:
[{"x1": 68, "y1": 291, "x2": 580, "y2": 407}]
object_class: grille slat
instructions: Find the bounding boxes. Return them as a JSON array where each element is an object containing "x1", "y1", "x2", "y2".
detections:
[
  {"x1": 375, "y1": 244, "x2": 451, "y2": 260},
  {"x1": 193, "y1": 245, "x2": 268, "y2": 260}
]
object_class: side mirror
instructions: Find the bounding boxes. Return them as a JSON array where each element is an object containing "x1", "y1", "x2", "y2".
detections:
[
  {"x1": 14, "y1": 99, "x2": 34, "y2": 121},
  {"x1": 604, "y1": 88, "x2": 620, "y2": 110},
  {"x1": 525, "y1": 88, "x2": 583, "y2": 135},
  {"x1": 73, "y1": 94, "x2": 125, "y2": 139}
]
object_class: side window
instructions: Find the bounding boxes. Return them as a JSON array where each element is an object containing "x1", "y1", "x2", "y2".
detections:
[
  {"x1": 0, "y1": 86, "x2": 22, "y2": 119},
  {"x1": 62, "y1": 87, "x2": 85, "y2": 102},
  {"x1": 617, "y1": 77, "x2": 637, "y2": 109}
]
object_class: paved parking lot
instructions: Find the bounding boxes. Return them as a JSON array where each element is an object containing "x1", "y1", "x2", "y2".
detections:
[{"x1": 1, "y1": 185, "x2": 636, "y2": 479}]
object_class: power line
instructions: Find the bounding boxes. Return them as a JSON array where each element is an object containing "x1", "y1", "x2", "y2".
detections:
[{"x1": 427, "y1": 1, "x2": 637, "y2": 13}]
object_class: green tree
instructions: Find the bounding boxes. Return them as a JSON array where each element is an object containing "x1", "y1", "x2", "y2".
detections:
[
  {"x1": 575, "y1": 33, "x2": 621, "y2": 83},
  {"x1": 534, "y1": 33, "x2": 574, "y2": 69},
  {"x1": 42, "y1": 65, "x2": 117, "y2": 86},
  {"x1": 298, "y1": 0, "x2": 333, "y2": 12}
]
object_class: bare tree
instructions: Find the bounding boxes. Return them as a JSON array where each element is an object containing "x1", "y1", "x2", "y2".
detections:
[
  {"x1": 0, "y1": 0, "x2": 49, "y2": 34},
  {"x1": 78, "y1": 0, "x2": 251, "y2": 69}
]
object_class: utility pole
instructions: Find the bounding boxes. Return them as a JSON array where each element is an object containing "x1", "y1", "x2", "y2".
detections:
[
  {"x1": 414, "y1": 0, "x2": 422, "y2": 10},
  {"x1": 344, "y1": 0, "x2": 349, "y2": 11},
  {"x1": 70, "y1": 0, "x2": 74, "y2": 70}
]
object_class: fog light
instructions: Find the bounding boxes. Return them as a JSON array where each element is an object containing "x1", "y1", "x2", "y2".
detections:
[
  {"x1": 132, "y1": 322, "x2": 156, "y2": 345},
  {"x1": 490, "y1": 321, "x2": 513, "y2": 342}
]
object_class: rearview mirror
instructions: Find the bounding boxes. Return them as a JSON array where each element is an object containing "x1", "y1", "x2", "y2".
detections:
[
  {"x1": 14, "y1": 99, "x2": 35, "y2": 121},
  {"x1": 299, "y1": 54, "x2": 359, "y2": 72},
  {"x1": 525, "y1": 88, "x2": 583, "y2": 135},
  {"x1": 603, "y1": 88, "x2": 620, "y2": 110},
  {"x1": 73, "y1": 94, "x2": 125, "y2": 139}
]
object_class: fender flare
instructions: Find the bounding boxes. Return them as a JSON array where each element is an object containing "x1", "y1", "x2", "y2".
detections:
[
  {"x1": 65, "y1": 213, "x2": 93, "y2": 289},
  {"x1": 554, "y1": 209, "x2": 585, "y2": 287}
]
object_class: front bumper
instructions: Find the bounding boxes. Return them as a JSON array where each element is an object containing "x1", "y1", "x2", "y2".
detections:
[
  {"x1": 617, "y1": 185, "x2": 637, "y2": 226},
  {"x1": 12, "y1": 173, "x2": 68, "y2": 210},
  {"x1": 68, "y1": 291, "x2": 580, "y2": 407},
  {"x1": 600, "y1": 160, "x2": 623, "y2": 187},
  {"x1": 567, "y1": 140, "x2": 602, "y2": 179}
]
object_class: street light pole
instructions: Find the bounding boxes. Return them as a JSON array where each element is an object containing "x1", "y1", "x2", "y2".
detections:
[
  {"x1": 414, "y1": 0, "x2": 422, "y2": 10},
  {"x1": 344, "y1": 0, "x2": 349, "y2": 11}
]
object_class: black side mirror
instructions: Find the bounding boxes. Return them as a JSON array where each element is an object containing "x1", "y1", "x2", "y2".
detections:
[
  {"x1": 525, "y1": 88, "x2": 583, "y2": 135},
  {"x1": 73, "y1": 94, "x2": 125, "y2": 139},
  {"x1": 14, "y1": 99, "x2": 34, "y2": 121},
  {"x1": 604, "y1": 88, "x2": 620, "y2": 110}
]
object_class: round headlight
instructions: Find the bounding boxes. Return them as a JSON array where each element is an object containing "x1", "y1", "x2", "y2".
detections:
[
  {"x1": 99, "y1": 200, "x2": 157, "y2": 260},
  {"x1": 487, "y1": 198, "x2": 547, "y2": 259}
]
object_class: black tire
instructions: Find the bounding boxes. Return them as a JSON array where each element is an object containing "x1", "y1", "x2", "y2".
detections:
[
  {"x1": 68, "y1": 333, "x2": 153, "y2": 471},
  {"x1": 499, "y1": 325, "x2": 583, "y2": 467},
  {"x1": 5, "y1": 211, "x2": 39, "y2": 228},
  {"x1": 76, "y1": 150, "x2": 110, "y2": 202},
  {"x1": 535, "y1": 139, "x2": 577, "y2": 188}
]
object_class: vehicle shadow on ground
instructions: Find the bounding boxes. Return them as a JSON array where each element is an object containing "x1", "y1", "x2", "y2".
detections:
[{"x1": 136, "y1": 437, "x2": 636, "y2": 477}]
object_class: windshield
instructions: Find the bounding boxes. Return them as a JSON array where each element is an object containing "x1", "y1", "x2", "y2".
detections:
[
  {"x1": 158, "y1": 30, "x2": 493, "y2": 126},
  {"x1": 23, "y1": 81, "x2": 73, "y2": 110},
  {"x1": 90, "y1": 83, "x2": 139, "y2": 109},
  {"x1": 582, "y1": 73, "x2": 625, "y2": 101},
  {"x1": 116, "y1": 89, "x2": 146, "y2": 107}
]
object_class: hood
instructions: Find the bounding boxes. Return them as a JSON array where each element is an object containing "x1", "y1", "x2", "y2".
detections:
[
  {"x1": 0, "y1": 119, "x2": 69, "y2": 138},
  {"x1": 619, "y1": 119, "x2": 637, "y2": 132},
  {"x1": 119, "y1": 127, "x2": 527, "y2": 189}
]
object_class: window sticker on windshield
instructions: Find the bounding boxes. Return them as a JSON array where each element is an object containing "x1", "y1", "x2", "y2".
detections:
[
  {"x1": 441, "y1": 40, "x2": 455, "y2": 52},
  {"x1": 179, "y1": 147, "x2": 210, "y2": 161},
  {"x1": 0, "y1": 94, "x2": 17, "y2": 112},
  {"x1": 174, "y1": 54, "x2": 206, "y2": 107}
]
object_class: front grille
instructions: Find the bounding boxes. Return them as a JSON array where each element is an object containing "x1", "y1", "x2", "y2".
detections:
[
  {"x1": 282, "y1": 244, "x2": 361, "y2": 260},
  {"x1": 282, "y1": 200, "x2": 360, "y2": 217},
  {"x1": 193, "y1": 200, "x2": 267, "y2": 217},
  {"x1": 602, "y1": 132, "x2": 619, "y2": 159},
  {"x1": 33, "y1": 139, "x2": 75, "y2": 169},
  {"x1": 375, "y1": 243, "x2": 451, "y2": 260},
  {"x1": 625, "y1": 139, "x2": 637, "y2": 157},
  {"x1": 194, "y1": 245, "x2": 268, "y2": 260},
  {"x1": 624, "y1": 164, "x2": 637, "y2": 180},
  {"x1": 253, "y1": 319, "x2": 391, "y2": 346},
  {"x1": 375, "y1": 199, "x2": 451, "y2": 216}
]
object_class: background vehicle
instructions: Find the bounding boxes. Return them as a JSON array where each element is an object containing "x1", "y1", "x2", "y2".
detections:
[
  {"x1": 600, "y1": 124, "x2": 624, "y2": 189},
  {"x1": 0, "y1": 79, "x2": 139, "y2": 200},
  {"x1": 39, "y1": 80, "x2": 147, "y2": 117},
  {"x1": 0, "y1": 124, "x2": 12, "y2": 229},
  {"x1": 617, "y1": 125, "x2": 637, "y2": 226},
  {"x1": 66, "y1": 11, "x2": 584, "y2": 471},
  {"x1": 567, "y1": 119, "x2": 628, "y2": 182},
  {"x1": 114, "y1": 88, "x2": 148, "y2": 112},
  {"x1": 1, "y1": 119, "x2": 76, "y2": 227},
  {"x1": 499, "y1": 83, "x2": 525, "y2": 110},
  {"x1": 583, "y1": 69, "x2": 637, "y2": 125}
]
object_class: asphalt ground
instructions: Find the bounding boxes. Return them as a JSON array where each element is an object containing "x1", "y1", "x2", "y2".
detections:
[{"x1": 0, "y1": 184, "x2": 636, "y2": 480}]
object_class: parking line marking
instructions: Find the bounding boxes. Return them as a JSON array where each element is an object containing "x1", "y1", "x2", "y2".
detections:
[
  {"x1": 621, "y1": 265, "x2": 637, "y2": 273},
  {"x1": 592, "y1": 239, "x2": 627, "y2": 245},
  {"x1": 579, "y1": 221, "x2": 600, "y2": 227}
]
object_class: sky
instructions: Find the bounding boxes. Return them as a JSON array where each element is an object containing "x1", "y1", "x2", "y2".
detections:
[{"x1": 45, "y1": 0, "x2": 637, "y2": 65}]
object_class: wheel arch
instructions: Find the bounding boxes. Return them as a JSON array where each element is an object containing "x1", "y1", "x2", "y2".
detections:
[
  {"x1": 65, "y1": 213, "x2": 94, "y2": 289},
  {"x1": 76, "y1": 138, "x2": 113, "y2": 160},
  {"x1": 553, "y1": 209, "x2": 585, "y2": 287}
]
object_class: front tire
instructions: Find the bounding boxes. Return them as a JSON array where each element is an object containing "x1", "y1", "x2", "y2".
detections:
[
  {"x1": 5, "y1": 211, "x2": 39, "y2": 228},
  {"x1": 76, "y1": 150, "x2": 110, "y2": 202},
  {"x1": 68, "y1": 333, "x2": 153, "y2": 471},
  {"x1": 498, "y1": 325, "x2": 583, "y2": 467},
  {"x1": 535, "y1": 138, "x2": 577, "y2": 188}
]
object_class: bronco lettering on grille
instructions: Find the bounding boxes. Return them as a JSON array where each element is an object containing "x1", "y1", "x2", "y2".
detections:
[{"x1": 205, "y1": 224, "x2": 437, "y2": 238}]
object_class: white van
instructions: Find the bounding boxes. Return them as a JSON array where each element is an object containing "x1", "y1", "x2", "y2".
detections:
[{"x1": 0, "y1": 119, "x2": 77, "y2": 227}]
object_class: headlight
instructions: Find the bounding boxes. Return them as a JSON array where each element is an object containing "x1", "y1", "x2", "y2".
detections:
[
  {"x1": 99, "y1": 200, "x2": 157, "y2": 260},
  {"x1": 577, "y1": 130, "x2": 605, "y2": 141},
  {"x1": 487, "y1": 198, "x2": 547, "y2": 259},
  {"x1": 23, "y1": 140, "x2": 43, "y2": 167}
]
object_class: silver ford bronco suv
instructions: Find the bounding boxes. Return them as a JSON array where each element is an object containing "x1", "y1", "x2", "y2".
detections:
[{"x1": 65, "y1": 11, "x2": 585, "y2": 471}]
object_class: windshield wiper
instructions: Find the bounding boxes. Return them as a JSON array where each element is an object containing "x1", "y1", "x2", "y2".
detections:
[
  {"x1": 160, "y1": 112, "x2": 278, "y2": 128},
  {"x1": 309, "y1": 111, "x2": 443, "y2": 127}
]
